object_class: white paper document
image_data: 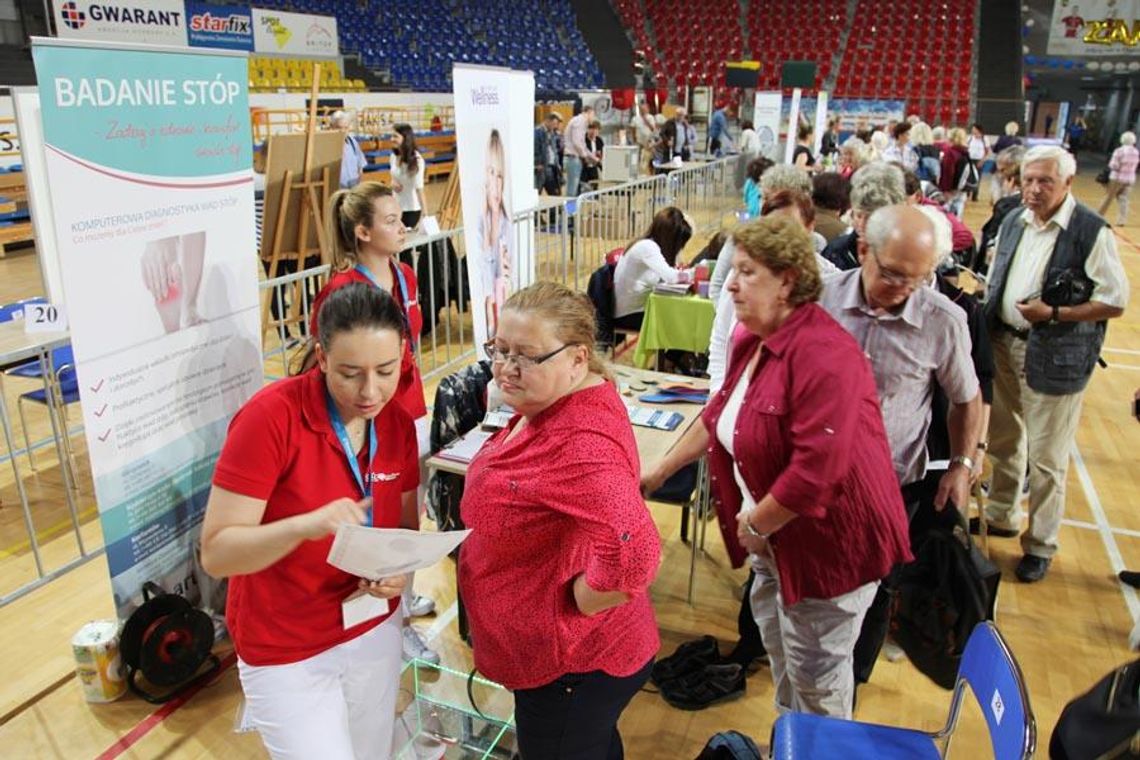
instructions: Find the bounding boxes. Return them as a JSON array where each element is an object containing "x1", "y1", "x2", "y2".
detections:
[
  {"x1": 327, "y1": 527, "x2": 472, "y2": 581},
  {"x1": 437, "y1": 429, "x2": 494, "y2": 463}
]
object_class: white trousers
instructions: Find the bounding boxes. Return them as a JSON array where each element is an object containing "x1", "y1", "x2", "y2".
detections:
[
  {"x1": 238, "y1": 610, "x2": 404, "y2": 760},
  {"x1": 750, "y1": 552, "x2": 877, "y2": 719}
]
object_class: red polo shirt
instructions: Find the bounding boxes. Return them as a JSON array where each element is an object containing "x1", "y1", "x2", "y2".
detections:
[
  {"x1": 459, "y1": 382, "x2": 660, "y2": 690},
  {"x1": 310, "y1": 261, "x2": 427, "y2": 420},
  {"x1": 213, "y1": 367, "x2": 419, "y2": 666},
  {"x1": 703, "y1": 304, "x2": 912, "y2": 605}
]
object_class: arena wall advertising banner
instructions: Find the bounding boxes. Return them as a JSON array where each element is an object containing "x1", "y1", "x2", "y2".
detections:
[
  {"x1": 186, "y1": 2, "x2": 253, "y2": 52},
  {"x1": 52, "y1": 0, "x2": 187, "y2": 46},
  {"x1": 1048, "y1": 0, "x2": 1140, "y2": 57},
  {"x1": 31, "y1": 39, "x2": 262, "y2": 617},
  {"x1": 251, "y1": 8, "x2": 338, "y2": 58},
  {"x1": 452, "y1": 63, "x2": 536, "y2": 350}
]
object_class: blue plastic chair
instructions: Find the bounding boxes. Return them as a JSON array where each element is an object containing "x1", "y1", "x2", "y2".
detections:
[{"x1": 770, "y1": 622, "x2": 1036, "y2": 760}]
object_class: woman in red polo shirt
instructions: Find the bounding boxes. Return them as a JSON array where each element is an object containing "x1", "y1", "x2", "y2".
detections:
[
  {"x1": 311, "y1": 181, "x2": 438, "y2": 662},
  {"x1": 202, "y1": 283, "x2": 419, "y2": 759},
  {"x1": 459, "y1": 282, "x2": 661, "y2": 760},
  {"x1": 643, "y1": 216, "x2": 911, "y2": 719}
]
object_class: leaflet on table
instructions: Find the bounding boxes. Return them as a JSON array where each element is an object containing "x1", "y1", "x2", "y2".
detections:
[
  {"x1": 626, "y1": 404, "x2": 684, "y2": 431},
  {"x1": 437, "y1": 429, "x2": 494, "y2": 463},
  {"x1": 328, "y1": 526, "x2": 472, "y2": 581},
  {"x1": 653, "y1": 282, "x2": 692, "y2": 296}
]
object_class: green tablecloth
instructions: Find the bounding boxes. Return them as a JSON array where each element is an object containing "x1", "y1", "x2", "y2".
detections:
[{"x1": 632, "y1": 292, "x2": 716, "y2": 368}]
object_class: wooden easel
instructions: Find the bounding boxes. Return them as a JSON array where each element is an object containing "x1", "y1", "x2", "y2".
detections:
[
  {"x1": 260, "y1": 64, "x2": 336, "y2": 337},
  {"x1": 436, "y1": 167, "x2": 462, "y2": 230}
]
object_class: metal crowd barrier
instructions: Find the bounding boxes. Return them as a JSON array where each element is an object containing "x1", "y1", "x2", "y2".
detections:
[{"x1": 0, "y1": 155, "x2": 744, "y2": 608}]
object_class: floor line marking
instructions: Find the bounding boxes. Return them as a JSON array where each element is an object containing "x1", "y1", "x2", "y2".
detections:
[{"x1": 1073, "y1": 446, "x2": 1140, "y2": 622}]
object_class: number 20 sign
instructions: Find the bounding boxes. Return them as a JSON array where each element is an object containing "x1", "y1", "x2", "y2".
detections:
[{"x1": 22, "y1": 302, "x2": 68, "y2": 334}]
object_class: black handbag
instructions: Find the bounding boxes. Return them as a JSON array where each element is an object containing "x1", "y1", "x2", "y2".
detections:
[
  {"x1": 1051, "y1": 658, "x2": 1140, "y2": 759},
  {"x1": 1097, "y1": 167, "x2": 1112, "y2": 185}
]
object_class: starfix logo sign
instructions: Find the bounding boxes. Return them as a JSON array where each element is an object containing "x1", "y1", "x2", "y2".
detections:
[{"x1": 190, "y1": 12, "x2": 250, "y2": 35}]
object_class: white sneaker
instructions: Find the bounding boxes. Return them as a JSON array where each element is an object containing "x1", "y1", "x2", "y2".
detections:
[
  {"x1": 407, "y1": 594, "x2": 436, "y2": 618},
  {"x1": 402, "y1": 625, "x2": 441, "y2": 665}
]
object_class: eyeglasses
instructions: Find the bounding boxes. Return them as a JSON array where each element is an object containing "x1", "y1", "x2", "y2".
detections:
[
  {"x1": 871, "y1": 249, "x2": 928, "y2": 289},
  {"x1": 483, "y1": 341, "x2": 574, "y2": 370}
]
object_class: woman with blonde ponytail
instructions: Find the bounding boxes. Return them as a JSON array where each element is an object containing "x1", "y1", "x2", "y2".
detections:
[
  {"x1": 458, "y1": 281, "x2": 659, "y2": 758},
  {"x1": 309, "y1": 180, "x2": 441, "y2": 662}
]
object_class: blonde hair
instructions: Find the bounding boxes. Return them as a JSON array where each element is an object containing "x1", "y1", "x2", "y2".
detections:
[
  {"x1": 1005, "y1": 121, "x2": 1020, "y2": 136},
  {"x1": 327, "y1": 182, "x2": 397, "y2": 272},
  {"x1": 910, "y1": 122, "x2": 934, "y2": 146},
  {"x1": 733, "y1": 215, "x2": 821, "y2": 305},
  {"x1": 948, "y1": 127, "x2": 969, "y2": 147},
  {"x1": 1123, "y1": 131, "x2": 1137, "y2": 146},
  {"x1": 501, "y1": 281, "x2": 611, "y2": 380}
]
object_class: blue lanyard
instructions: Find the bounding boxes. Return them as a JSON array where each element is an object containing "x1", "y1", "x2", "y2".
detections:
[
  {"x1": 353, "y1": 262, "x2": 417, "y2": 351},
  {"x1": 326, "y1": 389, "x2": 378, "y2": 523}
]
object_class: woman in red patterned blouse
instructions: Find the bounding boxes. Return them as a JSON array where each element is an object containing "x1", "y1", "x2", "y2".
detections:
[
  {"x1": 643, "y1": 216, "x2": 910, "y2": 719},
  {"x1": 459, "y1": 282, "x2": 660, "y2": 759}
]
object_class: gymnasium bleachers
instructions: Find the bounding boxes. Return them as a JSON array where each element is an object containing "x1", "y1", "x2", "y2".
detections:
[
  {"x1": 258, "y1": 0, "x2": 603, "y2": 93},
  {"x1": 747, "y1": 0, "x2": 844, "y2": 94},
  {"x1": 645, "y1": 0, "x2": 744, "y2": 90},
  {"x1": 833, "y1": 0, "x2": 975, "y2": 124},
  {"x1": 611, "y1": 0, "x2": 976, "y2": 121},
  {"x1": 247, "y1": 55, "x2": 363, "y2": 93}
]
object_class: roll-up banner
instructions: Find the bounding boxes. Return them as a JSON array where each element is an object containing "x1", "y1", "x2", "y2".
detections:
[
  {"x1": 31, "y1": 38, "x2": 262, "y2": 616},
  {"x1": 452, "y1": 63, "x2": 536, "y2": 350}
]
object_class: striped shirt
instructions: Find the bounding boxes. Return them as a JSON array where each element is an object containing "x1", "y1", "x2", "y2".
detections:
[{"x1": 819, "y1": 269, "x2": 978, "y2": 485}]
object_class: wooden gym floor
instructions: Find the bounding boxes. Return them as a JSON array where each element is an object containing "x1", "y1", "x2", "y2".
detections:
[{"x1": 0, "y1": 171, "x2": 1137, "y2": 758}]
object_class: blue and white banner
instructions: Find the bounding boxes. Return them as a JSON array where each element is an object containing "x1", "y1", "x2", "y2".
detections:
[
  {"x1": 52, "y1": 0, "x2": 187, "y2": 47},
  {"x1": 786, "y1": 98, "x2": 907, "y2": 132},
  {"x1": 32, "y1": 40, "x2": 262, "y2": 617},
  {"x1": 186, "y1": 2, "x2": 253, "y2": 52}
]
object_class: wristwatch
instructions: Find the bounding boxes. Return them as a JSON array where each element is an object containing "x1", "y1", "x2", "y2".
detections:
[
  {"x1": 1050, "y1": 305, "x2": 1061, "y2": 324},
  {"x1": 950, "y1": 454, "x2": 975, "y2": 471}
]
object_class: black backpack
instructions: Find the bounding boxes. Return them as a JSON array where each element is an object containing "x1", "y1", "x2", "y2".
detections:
[
  {"x1": 956, "y1": 155, "x2": 980, "y2": 192},
  {"x1": 1051, "y1": 659, "x2": 1140, "y2": 759},
  {"x1": 890, "y1": 505, "x2": 1000, "y2": 689}
]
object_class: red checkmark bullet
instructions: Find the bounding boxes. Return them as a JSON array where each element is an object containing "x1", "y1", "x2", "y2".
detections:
[
  {"x1": 98, "y1": 430, "x2": 111, "y2": 442},
  {"x1": 94, "y1": 404, "x2": 108, "y2": 417},
  {"x1": 89, "y1": 379, "x2": 104, "y2": 392}
]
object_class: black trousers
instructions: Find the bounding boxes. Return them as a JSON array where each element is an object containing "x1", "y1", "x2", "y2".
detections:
[
  {"x1": 612, "y1": 312, "x2": 644, "y2": 332},
  {"x1": 722, "y1": 569, "x2": 768, "y2": 666},
  {"x1": 513, "y1": 658, "x2": 652, "y2": 760}
]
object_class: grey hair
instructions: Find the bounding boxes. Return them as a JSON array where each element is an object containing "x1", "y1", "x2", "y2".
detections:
[
  {"x1": 932, "y1": 125, "x2": 946, "y2": 141},
  {"x1": 869, "y1": 130, "x2": 889, "y2": 154},
  {"x1": 760, "y1": 164, "x2": 812, "y2": 197},
  {"x1": 1023, "y1": 145, "x2": 1077, "y2": 180},
  {"x1": 330, "y1": 110, "x2": 350, "y2": 129},
  {"x1": 865, "y1": 204, "x2": 935, "y2": 257},
  {"x1": 1005, "y1": 121, "x2": 1020, "y2": 136},
  {"x1": 850, "y1": 161, "x2": 906, "y2": 214},
  {"x1": 914, "y1": 204, "x2": 954, "y2": 269},
  {"x1": 840, "y1": 136, "x2": 871, "y2": 168},
  {"x1": 1123, "y1": 131, "x2": 1137, "y2": 146}
]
